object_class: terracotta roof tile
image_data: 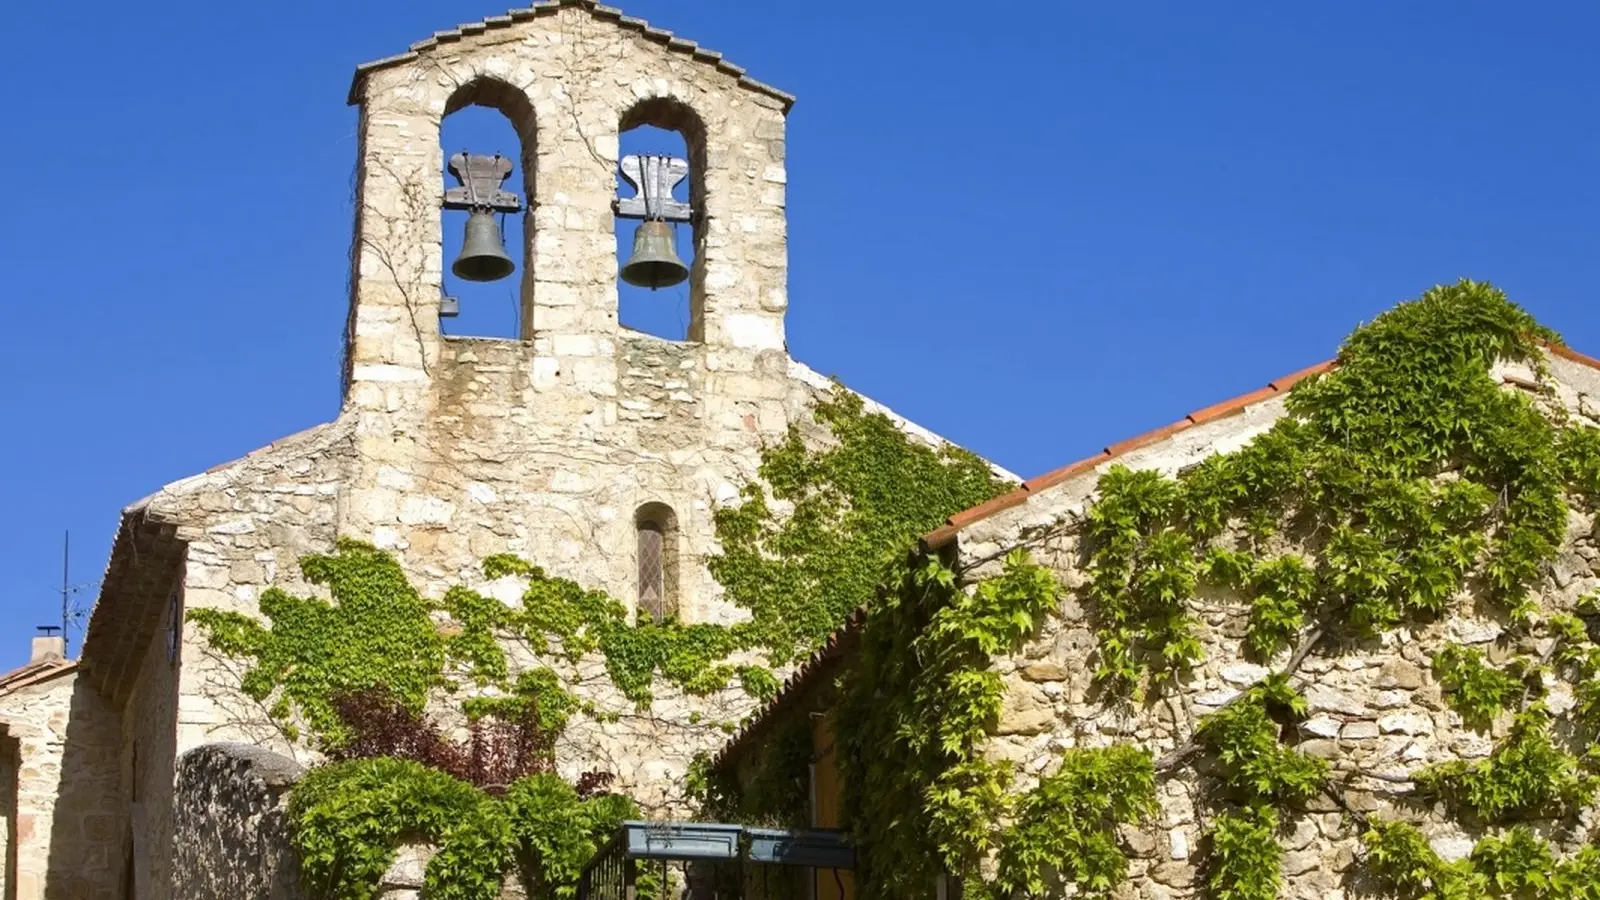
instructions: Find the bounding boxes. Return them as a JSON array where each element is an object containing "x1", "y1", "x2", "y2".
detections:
[
  {"x1": 943, "y1": 487, "x2": 1032, "y2": 531},
  {"x1": 0, "y1": 658, "x2": 77, "y2": 697},
  {"x1": 1106, "y1": 419, "x2": 1192, "y2": 459},
  {"x1": 1546, "y1": 341, "x2": 1600, "y2": 371},
  {"x1": 1021, "y1": 451, "x2": 1110, "y2": 495},
  {"x1": 1268, "y1": 359, "x2": 1336, "y2": 392},
  {"x1": 709, "y1": 611, "x2": 862, "y2": 771},
  {"x1": 712, "y1": 341, "x2": 1600, "y2": 771},
  {"x1": 1186, "y1": 384, "x2": 1280, "y2": 427}
]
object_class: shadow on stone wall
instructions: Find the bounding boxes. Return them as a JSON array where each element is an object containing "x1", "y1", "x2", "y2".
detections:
[
  {"x1": 173, "y1": 743, "x2": 304, "y2": 900},
  {"x1": 2, "y1": 734, "x2": 16, "y2": 900},
  {"x1": 43, "y1": 680, "x2": 124, "y2": 900}
]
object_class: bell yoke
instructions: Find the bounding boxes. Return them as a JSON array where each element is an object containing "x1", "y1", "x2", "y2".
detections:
[
  {"x1": 444, "y1": 152, "x2": 521, "y2": 282},
  {"x1": 445, "y1": 148, "x2": 691, "y2": 291}
]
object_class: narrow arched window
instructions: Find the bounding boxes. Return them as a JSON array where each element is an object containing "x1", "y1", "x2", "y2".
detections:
[{"x1": 635, "y1": 503, "x2": 679, "y2": 623}]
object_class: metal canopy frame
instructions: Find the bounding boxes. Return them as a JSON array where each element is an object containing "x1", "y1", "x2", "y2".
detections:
[{"x1": 576, "y1": 821, "x2": 854, "y2": 900}]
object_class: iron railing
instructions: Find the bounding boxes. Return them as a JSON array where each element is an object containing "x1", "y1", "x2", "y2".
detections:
[{"x1": 576, "y1": 822, "x2": 854, "y2": 900}]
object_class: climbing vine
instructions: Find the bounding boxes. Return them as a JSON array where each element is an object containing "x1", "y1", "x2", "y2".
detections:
[
  {"x1": 710, "y1": 389, "x2": 1008, "y2": 660},
  {"x1": 1413, "y1": 706, "x2": 1598, "y2": 823},
  {"x1": 1364, "y1": 819, "x2": 1600, "y2": 900},
  {"x1": 833, "y1": 551, "x2": 1062, "y2": 895},
  {"x1": 806, "y1": 282, "x2": 1600, "y2": 900},
  {"x1": 1194, "y1": 677, "x2": 1325, "y2": 900},
  {"x1": 187, "y1": 541, "x2": 447, "y2": 743},
  {"x1": 192, "y1": 381, "x2": 1009, "y2": 899},
  {"x1": 991, "y1": 746, "x2": 1157, "y2": 898},
  {"x1": 444, "y1": 553, "x2": 750, "y2": 705},
  {"x1": 290, "y1": 759, "x2": 637, "y2": 900},
  {"x1": 189, "y1": 540, "x2": 769, "y2": 744}
]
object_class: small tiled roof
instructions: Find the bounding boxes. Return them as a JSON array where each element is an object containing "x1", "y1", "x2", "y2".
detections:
[
  {"x1": 712, "y1": 341, "x2": 1600, "y2": 770},
  {"x1": 347, "y1": 1, "x2": 796, "y2": 110},
  {"x1": 709, "y1": 605, "x2": 866, "y2": 772},
  {"x1": 79, "y1": 504, "x2": 186, "y2": 706},
  {"x1": 0, "y1": 657, "x2": 77, "y2": 697}
]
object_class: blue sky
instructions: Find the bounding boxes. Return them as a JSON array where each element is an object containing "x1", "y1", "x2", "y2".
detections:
[{"x1": 1, "y1": 1, "x2": 1595, "y2": 665}]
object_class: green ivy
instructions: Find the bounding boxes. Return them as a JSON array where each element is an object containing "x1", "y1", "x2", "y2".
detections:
[
  {"x1": 1413, "y1": 706, "x2": 1598, "y2": 823},
  {"x1": 289, "y1": 759, "x2": 637, "y2": 900},
  {"x1": 187, "y1": 540, "x2": 446, "y2": 743},
  {"x1": 1365, "y1": 820, "x2": 1600, "y2": 900},
  {"x1": 444, "y1": 557, "x2": 754, "y2": 706},
  {"x1": 991, "y1": 746, "x2": 1157, "y2": 899},
  {"x1": 1083, "y1": 280, "x2": 1563, "y2": 694},
  {"x1": 1242, "y1": 556, "x2": 1315, "y2": 659},
  {"x1": 1196, "y1": 678, "x2": 1326, "y2": 808},
  {"x1": 1363, "y1": 819, "x2": 1484, "y2": 900},
  {"x1": 1083, "y1": 467, "x2": 1203, "y2": 692},
  {"x1": 1194, "y1": 679, "x2": 1325, "y2": 900},
  {"x1": 834, "y1": 551, "x2": 1059, "y2": 896},
  {"x1": 709, "y1": 389, "x2": 1008, "y2": 660},
  {"x1": 1207, "y1": 806, "x2": 1281, "y2": 900},
  {"x1": 1473, "y1": 827, "x2": 1600, "y2": 899},
  {"x1": 1431, "y1": 646, "x2": 1521, "y2": 732}
]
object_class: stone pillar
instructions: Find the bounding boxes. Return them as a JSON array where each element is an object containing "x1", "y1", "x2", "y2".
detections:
[{"x1": 172, "y1": 743, "x2": 305, "y2": 900}]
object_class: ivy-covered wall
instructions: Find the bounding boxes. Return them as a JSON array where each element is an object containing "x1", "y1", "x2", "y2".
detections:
[
  {"x1": 168, "y1": 371, "x2": 1005, "y2": 899},
  {"x1": 776, "y1": 283, "x2": 1600, "y2": 900}
]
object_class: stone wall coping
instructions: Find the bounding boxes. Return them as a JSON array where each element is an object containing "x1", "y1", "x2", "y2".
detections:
[
  {"x1": 346, "y1": 0, "x2": 796, "y2": 110},
  {"x1": 178, "y1": 743, "x2": 306, "y2": 792}
]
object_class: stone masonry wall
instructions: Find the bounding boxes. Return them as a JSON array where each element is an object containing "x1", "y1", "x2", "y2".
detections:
[
  {"x1": 950, "y1": 352, "x2": 1600, "y2": 899},
  {"x1": 93, "y1": 8, "x2": 998, "y2": 890},
  {"x1": 135, "y1": 5, "x2": 980, "y2": 817},
  {"x1": 0, "y1": 669, "x2": 123, "y2": 900},
  {"x1": 172, "y1": 743, "x2": 304, "y2": 900},
  {"x1": 340, "y1": 4, "x2": 798, "y2": 632}
]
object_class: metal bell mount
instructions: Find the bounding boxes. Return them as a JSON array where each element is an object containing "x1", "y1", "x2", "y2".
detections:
[
  {"x1": 444, "y1": 152, "x2": 521, "y2": 283},
  {"x1": 617, "y1": 154, "x2": 692, "y2": 290}
]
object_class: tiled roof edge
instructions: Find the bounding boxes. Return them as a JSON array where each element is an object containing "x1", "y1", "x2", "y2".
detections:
[
  {"x1": 922, "y1": 359, "x2": 1338, "y2": 550},
  {"x1": 0, "y1": 659, "x2": 78, "y2": 697},
  {"x1": 710, "y1": 339, "x2": 1600, "y2": 776},
  {"x1": 709, "y1": 605, "x2": 866, "y2": 773},
  {"x1": 347, "y1": 1, "x2": 795, "y2": 110}
]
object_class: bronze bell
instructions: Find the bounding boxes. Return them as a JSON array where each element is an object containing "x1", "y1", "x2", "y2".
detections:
[
  {"x1": 452, "y1": 209, "x2": 516, "y2": 282},
  {"x1": 620, "y1": 220, "x2": 689, "y2": 290}
]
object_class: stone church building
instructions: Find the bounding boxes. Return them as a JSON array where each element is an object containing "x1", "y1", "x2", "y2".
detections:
[
  {"x1": 0, "y1": 4, "x2": 1000, "y2": 898},
  {"x1": 4, "y1": 5, "x2": 1596, "y2": 900}
]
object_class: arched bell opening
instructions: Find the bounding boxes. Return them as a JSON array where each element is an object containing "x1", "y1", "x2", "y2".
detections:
[
  {"x1": 634, "y1": 502, "x2": 681, "y2": 624},
  {"x1": 616, "y1": 98, "x2": 707, "y2": 343},
  {"x1": 439, "y1": 78, "x2": 536, "y2": 340}
]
